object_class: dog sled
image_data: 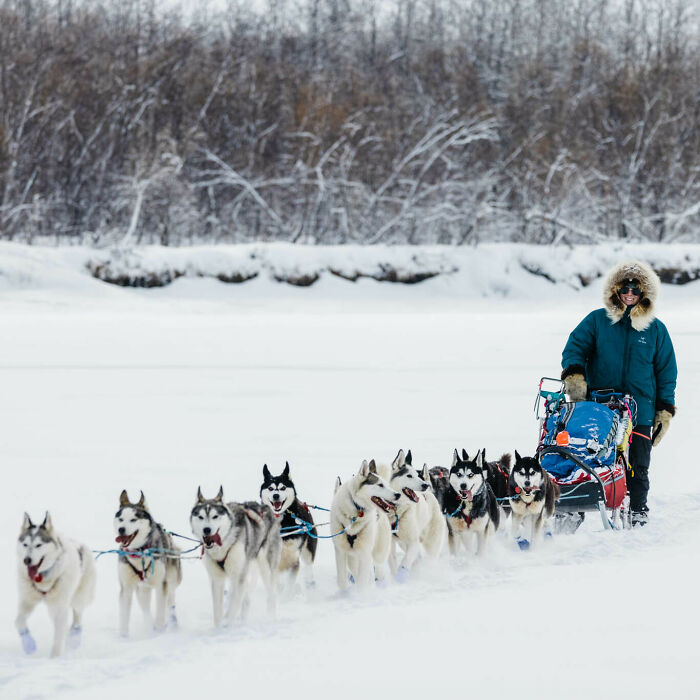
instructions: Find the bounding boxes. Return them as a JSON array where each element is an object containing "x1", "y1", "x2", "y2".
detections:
[{"x1": 535, "y1": 378, "x2": 634, "y2": 531}]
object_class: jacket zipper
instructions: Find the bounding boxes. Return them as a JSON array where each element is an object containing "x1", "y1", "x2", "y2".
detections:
[{"x1": 620, "y1": 308, "x2": 632, "y2": 392}]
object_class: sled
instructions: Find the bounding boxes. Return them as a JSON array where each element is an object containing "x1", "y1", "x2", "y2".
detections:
[{"x1": 534, "y1": 378, "x2": 635, "y2": 531}]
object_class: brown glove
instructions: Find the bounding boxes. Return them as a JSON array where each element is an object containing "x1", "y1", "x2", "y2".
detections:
[
  {"x1": 563, "y1": 373, "x2": 587, "y2": 402},
  {"x1": 652, "y1": 409, "x2": 673, "y2": 446}
]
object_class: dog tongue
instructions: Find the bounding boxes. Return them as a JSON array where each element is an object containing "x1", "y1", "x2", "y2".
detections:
[
  {"x1": 27, "y1": 564, "x2": 42, "y2": 581},
  {"x1": 464, "y1": 490, "x2": 473, "y2": 502},
  {"x1": 205, "y1": 532, "x2": 222, "y2": 546}
]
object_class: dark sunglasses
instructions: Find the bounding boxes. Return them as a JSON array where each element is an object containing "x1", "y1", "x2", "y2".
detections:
[{"x1": 619, "y1": 285, "x2": 641, "y2": 296}]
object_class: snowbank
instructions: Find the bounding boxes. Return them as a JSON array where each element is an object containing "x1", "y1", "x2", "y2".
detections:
[{"x1": 1, "y1": 242, "x2": 700, "y2": 297}]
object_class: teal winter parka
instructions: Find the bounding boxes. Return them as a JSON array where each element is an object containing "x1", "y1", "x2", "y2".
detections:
[{"x1": 561, "y1": 261, "x2": 677, "y2": 426}]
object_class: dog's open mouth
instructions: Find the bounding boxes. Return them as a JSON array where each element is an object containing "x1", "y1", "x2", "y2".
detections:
[
  {"x1": 403, "y1": 487, "x2": 419, "y2": 503},
  {"x1": 371, "y1": 496, "x2": 396, "y2": 513},
  {"x1": 202, "y1": 532, "x2": 222, "y2": 548},
  {"x1": 460, "y1": 489, "x2": 474, "y2": 502},
  {"x1": 26, "y1": 558, "x2": 44, "y2": 581},
  {"x1": 115, "y1": 531, "x2": 138, "y2": 548},
  {"x1": 271, "y1": 501, "x2": 285, "y2": 513}
]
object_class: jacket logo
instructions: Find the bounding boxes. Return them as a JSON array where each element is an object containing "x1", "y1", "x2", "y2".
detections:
[{"x1": 638, "y1": 336, "x2": 647, "y2": 345}]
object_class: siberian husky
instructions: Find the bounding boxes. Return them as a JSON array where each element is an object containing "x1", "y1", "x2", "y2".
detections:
[
  {"x1": 190, "y1": 487, "x2": 281, "y2": 627},
  {"x1": 330, "y1": 459, "x2": 400, "y2": 591},
  {"x1": 380, "y1": 449, "x2": 446, "y2": 581},
  {"x1": 16, "y1": 512, "x2": 96, "y2": 657},
  {"x1": 430, "y1": 449, "x2": 500, "y2": 556},
  {"x1": 482, "y1": 449, "x2": 512, "y2": 515},
  {"x1": 508, "y1": 451, "x2": 560, "y2": 548},
  {"x1": 260, "y1": 462, "x2": 317, "y2": 589},
  {"x1": 114, "y1": 490, "x2": 182, "y2": 636}
]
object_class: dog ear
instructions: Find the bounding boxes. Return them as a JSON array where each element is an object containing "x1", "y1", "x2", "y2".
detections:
[
  {"x1": 41, "y1": 511, "x2": 54, "y2": 534},
  {"x1": 420, "y1": 463, "x2": 429, "y2": 481},
  {"x1": 359, "y1": 460, "x2": 369, "y2": 476},
  {"x1": 476, "y1": 450, "x2": 484, "y2": 468},
  {"x1": 334, "y1": 475, "x2": 342, "y2": 493},
  {"x1": 215, "y1": 486, "x2": 224, "y2": 502},
  {"x1": 137, "y1": 491, "x2": 147, "y2": 508},
  {"x1": 452, "y1": 449, "x2": 459, "y2": 467},
  {"x1": 391, "y1": 449, "x2": 405, "y2": 471},
  {"x1": 22, "y1": 512, "x2": 33, "y2": 531},
  {"x1": 514, "y1": 450, "x2": 522, "y2": 463},
  {"x1": 119, "y1": 489, "x2": 130, "y2": 507},
  {"x1": 481, "y1": 448, "x2": 487, "y2": 463},
  {"x1": 461, "y1": 448, "x2": 469, "y2": 461},
  {"x1": 368, "y1": 459, "x2": 377, "y2": 474},
  {"x1": 405, "y1": 449, "x2": 412, "y2": 466},
  {"x1": 262, "y1": 464, "x2": 272, "y2": 481},
  {"x1": 197, "y1": 486, "x2": 205, "y2": 503},
  {"x1": 283, "y1": 462, "x2": 290, "y2": 478}
]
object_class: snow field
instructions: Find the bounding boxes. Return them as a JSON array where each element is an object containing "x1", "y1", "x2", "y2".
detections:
[{"x1": 0, "y1": 252, "x2": 698, "y2": 699}]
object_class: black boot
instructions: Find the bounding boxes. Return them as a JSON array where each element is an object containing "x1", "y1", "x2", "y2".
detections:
[{"x1": 631, "y1": 507, "x2": 649, "y2": 527}]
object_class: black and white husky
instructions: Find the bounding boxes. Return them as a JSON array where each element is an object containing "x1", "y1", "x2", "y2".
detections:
[
  {"x1": 330, "y1": 459, "x2": 401, "y2": 591},
  {"x1": 190, "y1": 487, "x2": 281, "y2": 627},
  {"x1": 114, "y1": 490, "x2": 182, "y2": 636},
  {"x1": 430, "y1": 449, "x2": 500, "y2": 556},
  {"x1": 260, "y1": 462, "x2": 317, "y2": 588},
  {"x1": 508, "y1": 451, "x2": 560, "y2": 548},
  {"x1": 379, "y1": 449, "x2": 446, "y2": 581},
  {"x1": 16, "y1": 512, "x2": 96, "y2": 657}
]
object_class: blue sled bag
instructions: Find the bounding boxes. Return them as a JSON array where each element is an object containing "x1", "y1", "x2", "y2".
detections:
[{"x1": 541, "y1": 401, "x2": 619, "y2": 478}]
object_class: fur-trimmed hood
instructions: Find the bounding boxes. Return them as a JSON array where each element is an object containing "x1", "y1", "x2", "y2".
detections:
[{"x1": 603, "y1": 260, "x2": 660, "y2": 331}]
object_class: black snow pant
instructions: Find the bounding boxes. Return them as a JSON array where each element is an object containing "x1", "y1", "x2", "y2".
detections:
[{"x1": 627, "y1": 425, "x2": 652, "y2": 512}]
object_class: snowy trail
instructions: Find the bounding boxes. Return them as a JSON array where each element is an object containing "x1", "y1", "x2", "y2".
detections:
[{"x1": 0, "y1": 274, "x2": 698, "y2": 699}]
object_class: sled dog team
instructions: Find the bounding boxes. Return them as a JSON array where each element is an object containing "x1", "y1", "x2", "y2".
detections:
[{"x1": 16, "y1": 448, "x2": 559, "y2": 656}]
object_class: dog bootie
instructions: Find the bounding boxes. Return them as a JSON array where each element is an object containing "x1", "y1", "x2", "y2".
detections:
[
  {"x1": 395, "y1": 566, "x2": 409, "y2": 584},
  {"x1": 19, "y1": 629, "x2": 37, "y2": 655},
  {"x1": 168, "y1": 606, "x2": 178, "y2": 629},
  {"x1": 67, "y1": 624, "x2": 82, "y2": 650},
  {"x1": 516, "y1": 537, "x2": 530, "y2": 551}
]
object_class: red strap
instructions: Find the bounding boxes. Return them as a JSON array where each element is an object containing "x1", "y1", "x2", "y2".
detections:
[{"x1": 632, "y1": 431, "x2": 651, "y2": 441}]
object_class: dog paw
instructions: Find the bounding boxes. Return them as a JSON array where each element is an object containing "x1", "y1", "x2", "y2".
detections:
[
  {"x1": 395, "y1": 566, "x2": 409, "y2": 584},
  {"x1": 19, "y1": 629, "x2": 37, "y2": 655},
  {"x1": 516, "y1": 538, "x2": 530, "y2": 551},
  {"x1": 375, "y1": 577, "x2": 387, "y2": 589},
  {"x1": 66, "y1": 625, "x2": 82, "y2": 650}
]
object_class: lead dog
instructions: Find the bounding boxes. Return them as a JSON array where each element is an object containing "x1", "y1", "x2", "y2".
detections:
[
  {"x1": 190, "y1": 487, "x2": 281, "y2": 627},
  {"x1": 430, "y1": 449, "x2": 500, "y2": 556},
  {"x1": 508, "y1": 451, "x2": 560, "y2": 548},
  {"x1": 379, "y1": 449, "x2": 446, "y2": 581},
  {"x1": 114, "y1": 490, "x2": 182, "y2": 636},
  {"x1": 16, "y1": 512, "x2": 96, "y2": 657},
  {"x1": 330, "y1": 459, "x2": 400, "y2": 591},
  {"x1": 260, "y1": 462, "x2": 317, "y2": 589}
]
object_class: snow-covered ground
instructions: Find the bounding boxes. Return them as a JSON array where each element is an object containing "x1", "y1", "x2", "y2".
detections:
[{"x1": 1, "y1": 245, "x2": 699, "y2": 699}]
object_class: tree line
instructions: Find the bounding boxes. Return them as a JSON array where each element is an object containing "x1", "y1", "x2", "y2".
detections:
[{"x1": 0, "y1": 0, "x2": 698, "y2": 246}]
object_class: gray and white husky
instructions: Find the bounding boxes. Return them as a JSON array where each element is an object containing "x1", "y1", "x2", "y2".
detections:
[
  {"x1": 379, "y1": 449, "x2": 446, "y2": 581},
  {"x1": 508, "y1": 451, "x2": 560, "y2": 548},
  {"x1": 16, "y1": 512, "x2": 96, "y2": 657},
  {"x1": 114, "y1": 490, "x2": 182, "y2": 636},
  {"x1": 330, "y1": 459, "x2": 401, "y2": 591},
  {"x1": 190, "y1": 487, "x2": 281, "y2": 627}
]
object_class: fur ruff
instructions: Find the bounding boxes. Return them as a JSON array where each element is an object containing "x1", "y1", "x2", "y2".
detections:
[{"x1": 603, "y1": 260, "x2": 660, "y2": 331}]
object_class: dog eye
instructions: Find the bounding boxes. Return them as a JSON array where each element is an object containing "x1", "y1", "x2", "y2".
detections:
[
  {"x1": 198, "y1": 515, "x2": 203, "y2": 520},
  {"x1": 130, "y1": 518, "x2": 136, "y2": 523},
  {"x1": 280, "y1": 486, "x2": 286, "y2": 491},
  {"x1": 212, "y1": 514, "x2": 218, "y2": 519},
  {"x1": 407, "y1": 474, "x2": 413, "y2": 479},
  {"x1": 268, "y1": 486, "x2": 274, "y2": 491}
]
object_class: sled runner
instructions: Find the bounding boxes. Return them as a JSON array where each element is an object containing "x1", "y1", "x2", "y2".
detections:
[{"x1": 534, "y1": 378, "x2": 634, "y2": 531}]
